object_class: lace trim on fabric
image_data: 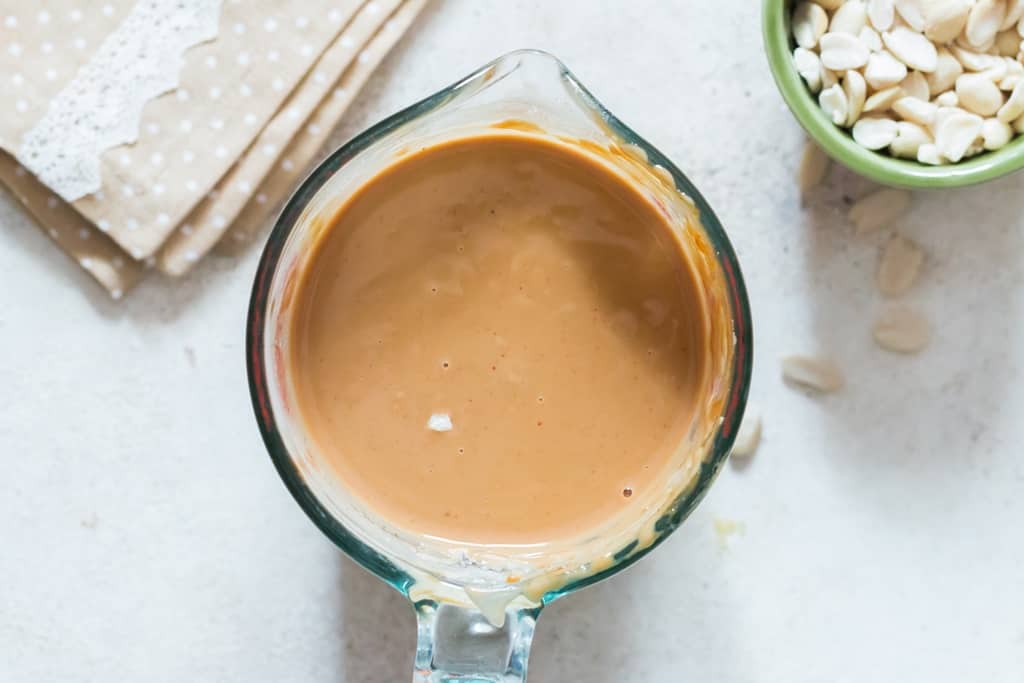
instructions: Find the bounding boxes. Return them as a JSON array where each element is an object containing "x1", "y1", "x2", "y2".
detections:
[{"x1": 17, "y1": 0, "x2": 222, "y2": 201}]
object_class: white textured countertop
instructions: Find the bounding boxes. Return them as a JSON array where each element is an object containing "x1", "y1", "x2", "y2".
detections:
[{"x1": 3, "y1": 2, "x2": 1023, "y2": 681}]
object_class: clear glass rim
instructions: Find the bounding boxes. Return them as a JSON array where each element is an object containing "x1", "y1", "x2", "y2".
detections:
[{"x1": 246, "y1": 49, "x2": 754, "y2": 604}]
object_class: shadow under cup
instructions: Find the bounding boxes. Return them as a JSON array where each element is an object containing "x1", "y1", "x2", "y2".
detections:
[{"x1": 247, "y1": 50, "x2": 752, "y2": 682}]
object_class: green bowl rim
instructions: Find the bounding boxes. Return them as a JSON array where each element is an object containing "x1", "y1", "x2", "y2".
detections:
[{"x1": 761, "y1": 0, "x2": 1024, "y2": 189}]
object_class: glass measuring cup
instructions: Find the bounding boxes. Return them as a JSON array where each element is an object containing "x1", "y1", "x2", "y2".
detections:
[{"x1": 247, "y1": 49, "x2": 752, "y2": 682}]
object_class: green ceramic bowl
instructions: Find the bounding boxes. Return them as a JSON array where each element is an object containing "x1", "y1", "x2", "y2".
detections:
[{"x1": 762, "y1": 0, "x2": 1024, "y2": 189}]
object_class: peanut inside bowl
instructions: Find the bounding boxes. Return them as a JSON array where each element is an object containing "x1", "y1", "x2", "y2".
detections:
[{"x1": 763, "y1": 0, "x2": 1024, "y2": 187}]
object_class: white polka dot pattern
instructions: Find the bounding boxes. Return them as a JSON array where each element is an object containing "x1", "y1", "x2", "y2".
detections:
[
  {"x1": 157, "y1": 0, "x2": 414, "y2": 274},
  {"x1": 177, "y1": 0, "x2": 426, "y2": 273}
]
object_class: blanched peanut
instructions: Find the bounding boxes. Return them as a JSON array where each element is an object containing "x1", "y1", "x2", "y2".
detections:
[
  {"x1": 860, "y1": 25, "x2": 884, "y2": 51},
  {"x1": 798, "y1": 140, "x2": 831, "y2": 193},
  {"x1": 956, "y1": 73, "x2": 1005, "y2": 115},
  {"x1": 821, "y1": 31, "x2": 872, "y2": 70},
  {"x1": 792, "y1": 0, "x2": 1023, "y2": 160},
  {"x1": 873, "y1": 307, "x2": 930, "y2": 354},
  {"x1": 831, "y1": 0, "x2": 869, "y2": 34},
  {"x1": 853, "y1": 116, "x2": 900, "y2": 148},
  {"x1": 793, "y1": 2, "x2": 829, "y2": 49},
  {"x1": 950, "y1": 44, "x2": 994, "y2": 71},
  {"x1": 1001, "y1": 58, "x2": 1024, "y2": 90},
  {"x1": 965, "y1": 0, "x2": 1007, "y2": 49},
  {"x1": 849, "y1": 188, "x2": 912, "y2": 234},
  {"x1": 979, "y1": 58, "x2": 1009, "y2": 82},
  {"x1": 926, "y1": 48, "x2": 964, "y2": 93},
  {"x1": 917, "y1": 142, "x2": 945, "y2": 164},
  {"x1": 982, "y1": 117, "x2": 1014, "y2": 148},
  {"x1": 794, "y1": 47, "x2": 824, "y2": 92},
  {"x1": 932, "y1": 105, "x2": 967, "y2": 133},
  {"x1": 935, "y1": 110, "x2": 985, "y2": 161},
  {"x1": 868, "y1": 0, "x2": 896, "y2": 31},
  {"x1": 895, "y1": 0, "x2": 927, "y2": 31},
  {"x1": 893, "y1": 96, "x2": 938, "y2": 125},
  {"x1": 901, "y1": 70, "x2": 931, "y2": 99},
  {"x1": 730, "y1": 410, "x2": 762, "y2": 458},
  {"x1": 865, "y1": 51, "x2": 909, "y2": 90},
  {"x1": 884, "y1": 26, "x2": 939, "y2": 71},
  {"x1": 819, "y1": 84, "x2": 850, "y2": 125},
  {"x1": 1003, "y1": 74, "x2": 1024, "y2": 91},
  {"x1": 923, "y1": 0, "x2": 972, "y2": 43},
  {"x1": 890, "y1": 121, "x2": 934, "y2": 157},
  {"x1": 997, "y1": 80, "x2": 1024, "y2": 121},
  {"x1": 781, "y1": 356, "x2": 845, "y2": 392},
  {"x1": 864, "y1": 85, "x2": 906, "y2": 112},
  {"x1": 877, "y1": 235, "x2": 924, "y2": 297},
  {"x1": 844, "y1": 70, "x2": 868, "y2": 125}
]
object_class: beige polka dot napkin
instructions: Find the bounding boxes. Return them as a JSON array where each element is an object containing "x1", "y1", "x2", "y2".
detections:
[
  {"x1": 0, "y1": 0, "x2": 426, "y2": 298},
  {"x1": 216, "y1": 0, "x2": 426, "y2": 259}
]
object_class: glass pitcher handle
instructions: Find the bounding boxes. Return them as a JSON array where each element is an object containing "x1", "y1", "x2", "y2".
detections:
[{"x1": 412, "y1": 601, "x2": 540, "y2": 682}]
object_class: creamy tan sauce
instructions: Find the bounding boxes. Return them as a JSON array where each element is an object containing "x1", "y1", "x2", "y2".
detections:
[{"x1": 289, "y1": 133, "x2": 710, "y2": 546}]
